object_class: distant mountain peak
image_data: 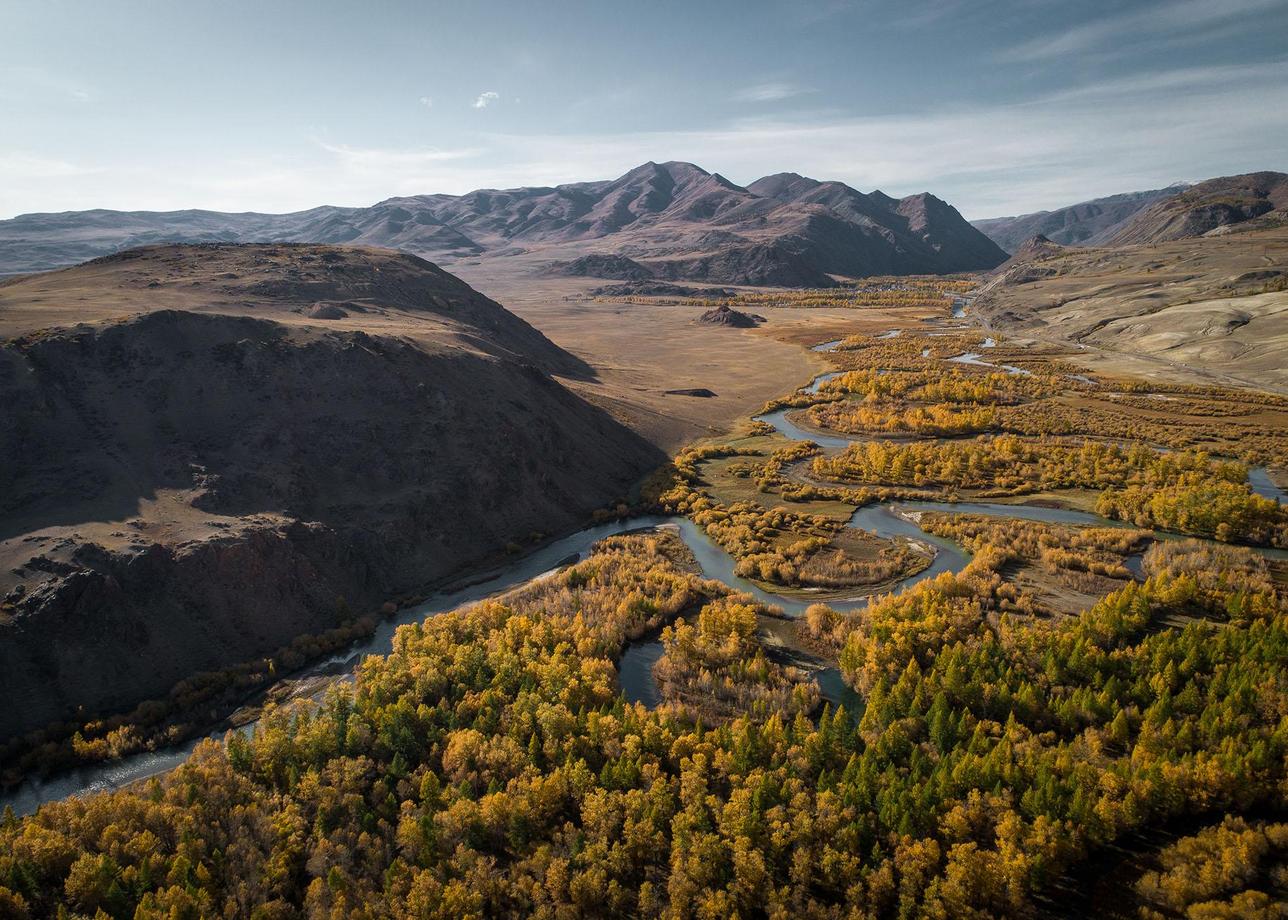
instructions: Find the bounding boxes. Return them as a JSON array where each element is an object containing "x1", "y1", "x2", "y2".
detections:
[
  {"x1": 747, "y1": 172, "x2": 818, "y2": 199},
  {"x1": 758, "y1": 171, "x2": 808, "y2": 184},
  {"x1": 623, "y1": 161, "x2": 715, "y2": 185},
  {"x1": 0, "y1": 161, "x2": 1010, "y2": 282}
]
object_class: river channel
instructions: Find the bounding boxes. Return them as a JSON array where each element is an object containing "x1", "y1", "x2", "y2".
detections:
[{"x1": 6, "y1": 336, "x2": 1283, "y2": 815}]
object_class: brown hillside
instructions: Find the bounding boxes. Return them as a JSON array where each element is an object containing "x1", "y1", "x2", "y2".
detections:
[
  {"x1": 0, "y1": 244, "x2": 662, "y2": 741},
  {"x1": 974, "y1": 227, "x2": 1288, "y2": 392},
  {"x1": 1103, "y1": 171, "x2": 1288, "y2": 245}
]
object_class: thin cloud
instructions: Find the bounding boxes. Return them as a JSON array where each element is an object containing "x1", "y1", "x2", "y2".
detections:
[
  {"x1": 418, "y1": 96, "x2": 433, "y2": 108},
  {"x1": 4, "y1": 62, "x2": 1285, "y2": 221},
  {"x1": 0, "y1": 151, "x2": 96, "y2": 178},
  {"x1": 1035, "y1": 58, "x2": 1288, "y2": 104},
  {"x1": 884, "y1": 0, "x2": 977, "y2": 30},
  {"x1": 999, "y1": 0, "x2": 1285, "y2": 62},
  {"x1": 0, "y1": 152, "x2": 101, "y2": 214},
  {"x1": 779, "y1": 0, "x2": 858, "y2": 25},
  {"x1": 734, "y1": 82, "x2": 813, "y2": 103},
  {"x1": 464, "y1": 67, "x2": 1287, "y2": 217},
  {"x1": 0, "y1": 66, "x2": 96, "y2": 104},
  {"x1": 315, "y1": 141, "x2": 481, "y2": 173},
  {"x1": 472, "y1": 91, "x2": 500, "y2": 109}
]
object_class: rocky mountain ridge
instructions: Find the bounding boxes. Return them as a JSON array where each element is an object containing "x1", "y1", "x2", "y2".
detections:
[
  {"x1": 973, "y1": 171, "x2": 1287, "y2": 252},
  {"x1": 972, "y1": 186, "x2": 1185, "y2": 253},
  {"x1": 0, "y1": 161, "x2": 1008, "y2": 285}
]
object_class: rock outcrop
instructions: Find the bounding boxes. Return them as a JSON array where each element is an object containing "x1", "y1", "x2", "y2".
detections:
[
  {"x1": 697, "y1": 305, "x2": 763, "y2": 327},
  {"x1": 545, "y1": 254, "x2": 654, "y2": 280}
]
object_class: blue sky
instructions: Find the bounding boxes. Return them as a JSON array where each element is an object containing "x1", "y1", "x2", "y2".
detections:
[{"x1": 3, "y1": 0, "x2": 1287, "y2": 219}]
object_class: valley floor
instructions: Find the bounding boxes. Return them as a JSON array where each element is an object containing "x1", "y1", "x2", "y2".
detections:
[
  {"x1": 449, "y1": 259, "x2": 872, "y2": 451},
  {"x1": 5, "y1": 274, "x2": 1286, "y2": 918}
]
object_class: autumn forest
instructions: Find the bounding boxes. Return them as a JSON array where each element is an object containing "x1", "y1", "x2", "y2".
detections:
[{"x1": 2, "y1": 280, "x2": 1285, "y2": 920}]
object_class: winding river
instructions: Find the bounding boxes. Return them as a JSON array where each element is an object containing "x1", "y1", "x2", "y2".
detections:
[
  {"x1": 948, "y1": 351, "x2": 1031, "y2": 376},
  {"x1": 6, "y1": 339, "x2": 1284, "y2": 816},
  {"x1": 1249, "y1": 466, "x2": 1287, "y2": 503},
  {"x1": 0, "y1": 498, "x2": 963, "y2": 815}
]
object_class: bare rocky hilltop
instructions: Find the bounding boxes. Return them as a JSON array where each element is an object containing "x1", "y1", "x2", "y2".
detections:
[
  {"x1": 972, "y1": 170, "x2": 1288, "y2": 253},
  {"x1": 0, "y1": 243, "x2": 663, "y2": 742},
  {"x1": 0, "y1": 161, "x2": 1008, "y2": 285},
  {"x1": 1100, "y1": 171, "x2": 1288, "y2": 245},
  {"x1": 971, "y1": 186, "x2": 1186, "y2": 253},
  {"x1": 975, "y1": 224, "x2": 1288, "y2": 392}
]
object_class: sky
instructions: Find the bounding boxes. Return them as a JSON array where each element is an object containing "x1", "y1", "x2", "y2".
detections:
[{"x1": 3, "y1": 0, "x2": 1287, "y2": 220}]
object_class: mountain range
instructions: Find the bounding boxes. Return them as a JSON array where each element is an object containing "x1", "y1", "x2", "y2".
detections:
[
  {"x1": 974, "y1": 171, "x2": 1288, "y2": 253},
  {"x1": 6, "y1": 164, "x2": 1282, "y2": 286},
  {"x1": 971, "y1": 186, "x2": 1186, "y2": 252},
  {"x1": 0, "y1": 161, "x2": 1008, "y2": 285}
]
